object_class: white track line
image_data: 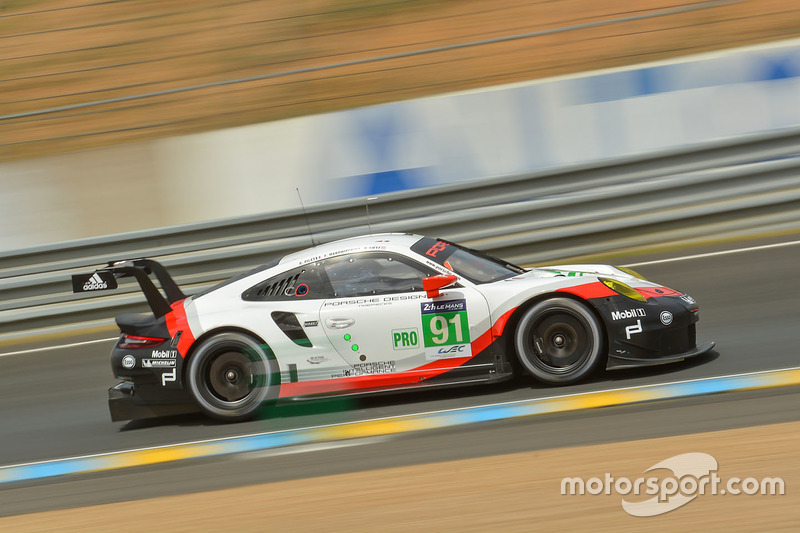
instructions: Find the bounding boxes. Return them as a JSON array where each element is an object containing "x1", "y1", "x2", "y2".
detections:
[
  {"x1": 623, "y1": 239, "x2": 800, "y2": 267},
  {"x1": 235, "y1": 436, "x2": 392, "y2": 460},
  {"x1": 0, "y1": 337, "x2": 118, "y2": 358}
]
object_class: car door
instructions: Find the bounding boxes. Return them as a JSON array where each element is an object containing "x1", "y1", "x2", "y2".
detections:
[{"x1": 318, "y1": 252, "x2": 491, "y2": 380}]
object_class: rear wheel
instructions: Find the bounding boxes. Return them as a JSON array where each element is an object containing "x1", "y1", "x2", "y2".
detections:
[
  {"x1": 515, "y1": 298, "x2": 604, "y2": 384},
  {"x1": 186, "y1": 332, "x2": 276, "y2": 422}
]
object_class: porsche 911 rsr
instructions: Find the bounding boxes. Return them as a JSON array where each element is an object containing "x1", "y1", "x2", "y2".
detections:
[{"x1": 71, "y1": 233, "x2": 714, "y2": 422}]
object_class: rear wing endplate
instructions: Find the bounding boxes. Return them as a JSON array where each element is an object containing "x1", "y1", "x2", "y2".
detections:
[{"x1": 71, "y1": 259, "x2": 186, "y2": 318}]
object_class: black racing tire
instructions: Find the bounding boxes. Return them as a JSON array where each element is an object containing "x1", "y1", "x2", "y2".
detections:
[
  {"x1": 514, "y1": 297, "x2": 604, "y2": 384},
  {"x1": 186, "y1": 332, "x2": 277, "y2": 422}
]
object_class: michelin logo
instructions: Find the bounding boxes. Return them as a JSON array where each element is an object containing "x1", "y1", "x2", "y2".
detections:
[
  {"x1": 143, "y1": 359, "x2": 176, "y2": 368},
  {"x1": 83, "y1": 273, "x2": 108, "y2": 291},
  {"x1": 611, "y1": 308, "x2": 645, "y2": 321}
]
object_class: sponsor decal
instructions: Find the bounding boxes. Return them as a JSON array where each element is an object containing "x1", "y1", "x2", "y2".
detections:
[
  {"x1": 433, "y1": 344, "x2": 468, "y2": 356},
  {"x1": 382, "y1": 294, "x2": 425, "y2": 302},
  {"x1": 324, "y1": 294, "x2": 425, "y2": 310},
  {"x1": 625, "y1": 320, "x2": 643, "y2": 340},
  {"x1": 72, "y1": 271, "x2": 117, "y2": 293},
  {"x1": 83, "y1": 272, "x2": 108, "y2": 291},
  {"x1": 422, "y1": 300, "x2": 467, "y2": 313},
  {"x1": 343, "y1": 361, "x2": 396, "y2": 376},
  {"x1": 425, "y1": 241, "x2": 450, "y2": 257},
  {"x1": 121, "y1": 355, "x2": 135, "y2": 369},
  {"x1": 421, "y1": 299, "x2": 472, "y2": 360},
  {"x1": 307, "y1": 355, "x2": 328, "y2": 365},
  {"x1": 142, "y1": 359, "x2": 176, "y2": 368},
  {"x1": 392, "y1": 328, "x2": 420, "y2": 350},
  {"x1": 161, "y1": 367, "x2": 177, "y2": 386},
  {"x1": 611, "y1": 308, "x2": 646, "y2": 320},
  {"x1": 548, "y1": 270, "x2": 585, "y2": 277},
  {"x1": 304, "y1": 320, "x2": 319, "y2": 328},
  {"x1": 324, "y1": 297, "x2": 380, "y2": 307},
  {"x1": 660, "y1": 311, "x2": 674, "y2": 325},
  {"x1": 424, "y1": 259, "x2": 452, "y2": 275},
  {"x1": 150, "y1": 350, "x2": 177, "y2": 358},
  {"x1": 680, "y1": 294, "x2": 696, "y2": 305}
]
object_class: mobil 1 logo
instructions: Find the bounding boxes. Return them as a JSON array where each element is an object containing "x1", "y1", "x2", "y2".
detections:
[{"x1": 421, "y1": 299, "x2": 472, "y2": 360}]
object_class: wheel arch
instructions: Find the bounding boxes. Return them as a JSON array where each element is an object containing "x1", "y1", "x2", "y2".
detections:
[
  {"x1": 500, "y1": 292, "x2": 609, "y2": 370},
  {"x1": 181, "y1": 326, "x2": 278, "y2": 384}
]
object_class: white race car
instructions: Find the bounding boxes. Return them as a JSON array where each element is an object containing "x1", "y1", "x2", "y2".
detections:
[{"x1": 72, "y1": 233, "x2": 714, "y2": 422}]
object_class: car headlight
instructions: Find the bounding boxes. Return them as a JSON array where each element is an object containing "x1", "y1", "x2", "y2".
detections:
[{"x1": 599, "y1": 277, "x2": 647, "y2": 302}]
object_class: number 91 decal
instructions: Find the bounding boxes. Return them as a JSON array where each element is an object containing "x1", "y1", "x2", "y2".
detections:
[{"x1": 421, "y1": 299, "x2": 472, "y2": 360}]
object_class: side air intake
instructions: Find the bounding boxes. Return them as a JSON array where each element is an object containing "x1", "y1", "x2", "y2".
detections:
[{"x1": 271, "y1": 311, "x2": 312, "y2": 347}]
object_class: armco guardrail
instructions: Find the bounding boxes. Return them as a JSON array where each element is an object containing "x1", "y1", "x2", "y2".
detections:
[{"x1": 2, "y1": 128, "x2": 800, "y2": 336}]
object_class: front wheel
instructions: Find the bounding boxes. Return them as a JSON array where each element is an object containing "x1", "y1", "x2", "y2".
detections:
[
  {"x1": 515, "y1": 298, "x2": 604, "y2": 384},
  {"x1": 186, "y1": 332, "x2": 277, "y2": 422}
]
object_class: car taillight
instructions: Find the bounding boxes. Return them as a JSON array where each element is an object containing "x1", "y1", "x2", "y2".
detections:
[{"x1": 119, "y1": 334, "x2": 167, "y2": 349}]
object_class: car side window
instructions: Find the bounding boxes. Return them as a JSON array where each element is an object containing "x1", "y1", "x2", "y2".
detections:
[
  {"x1": 323, "y1": 252, "x2": 435, "y2": 297},
  {"x1": 242, "y1": 263, "x2": 332, "y2": 301}
]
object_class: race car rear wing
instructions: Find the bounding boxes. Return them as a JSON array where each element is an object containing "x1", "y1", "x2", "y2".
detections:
[{"x1": 71, "y1": 259, "x2": 186, "y2": 318}]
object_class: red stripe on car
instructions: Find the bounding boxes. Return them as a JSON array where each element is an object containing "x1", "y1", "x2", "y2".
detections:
[
  {"x1": 165, "y1": 299, "x2": 196, "y2": 358},
  {"x1": 278, "y1": 356, "x2": 472, "y2": 397},
  {"x1": 471, "y1": 307, "x2": 517, "y2": 355}
]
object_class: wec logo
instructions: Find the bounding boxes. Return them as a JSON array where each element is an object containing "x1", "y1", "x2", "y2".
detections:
[{"x1": 437, "y1": 345, "x2": 466, "y2": 355}]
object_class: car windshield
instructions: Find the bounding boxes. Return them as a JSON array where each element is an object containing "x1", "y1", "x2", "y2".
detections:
[{"x1": 410, "y1": 237, "x2": 526, "y2": 284}]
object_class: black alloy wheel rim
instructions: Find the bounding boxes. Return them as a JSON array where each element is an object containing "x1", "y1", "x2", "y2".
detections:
[
  {"x1": 205, "y1": 350, "x2": 255, "y2": 402},
  {"x1": 528, "y1": 311, "x2": 591, "y2": 374}
]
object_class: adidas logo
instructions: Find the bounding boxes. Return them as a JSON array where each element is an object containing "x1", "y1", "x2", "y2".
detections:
[{"x1": 83, "y1": 272, "x2": 108, "y2": 291}]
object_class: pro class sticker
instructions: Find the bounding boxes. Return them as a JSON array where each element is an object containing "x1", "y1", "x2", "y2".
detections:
[
  {"x1": 392, "y1": 328, "x2": 420, "y2": 350},
  {"x1": 421, "y1": 299, "x2": 472, "y2": 360}
]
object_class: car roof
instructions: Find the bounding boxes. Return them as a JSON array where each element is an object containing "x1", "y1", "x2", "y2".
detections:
[
  {"x1": 278, "y1": 233, "x2": 424, "y2": 265},
  {"x1": 192, "y1": 233, "x2": 429, "y2": 301}
]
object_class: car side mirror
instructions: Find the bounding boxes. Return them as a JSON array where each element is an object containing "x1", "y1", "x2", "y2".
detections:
[{"x1": 423, "y1": 274, "x2": 458, "y2": 298}]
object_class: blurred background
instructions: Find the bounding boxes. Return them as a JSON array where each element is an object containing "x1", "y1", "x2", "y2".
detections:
[{"x1": 2, "y1": 0, "x2": 799, "y2": 250}]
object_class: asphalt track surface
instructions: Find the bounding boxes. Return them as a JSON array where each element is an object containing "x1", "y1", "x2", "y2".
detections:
[{"x1": 2, "y1": 235, "x2": 800, "y2": 514}]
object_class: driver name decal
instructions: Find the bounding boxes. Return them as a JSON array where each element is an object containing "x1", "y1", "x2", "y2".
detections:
[{"x1": 421, "y1": 299, "x2": 472, "y2": 360}]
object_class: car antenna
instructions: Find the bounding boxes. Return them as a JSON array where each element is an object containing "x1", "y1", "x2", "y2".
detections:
[
  {"x1": 296, "y1": 188, "x2": 316, "y2": 246},
  {"x1": 365, "y1": 196, "x2": 378, "y2": 234}
]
